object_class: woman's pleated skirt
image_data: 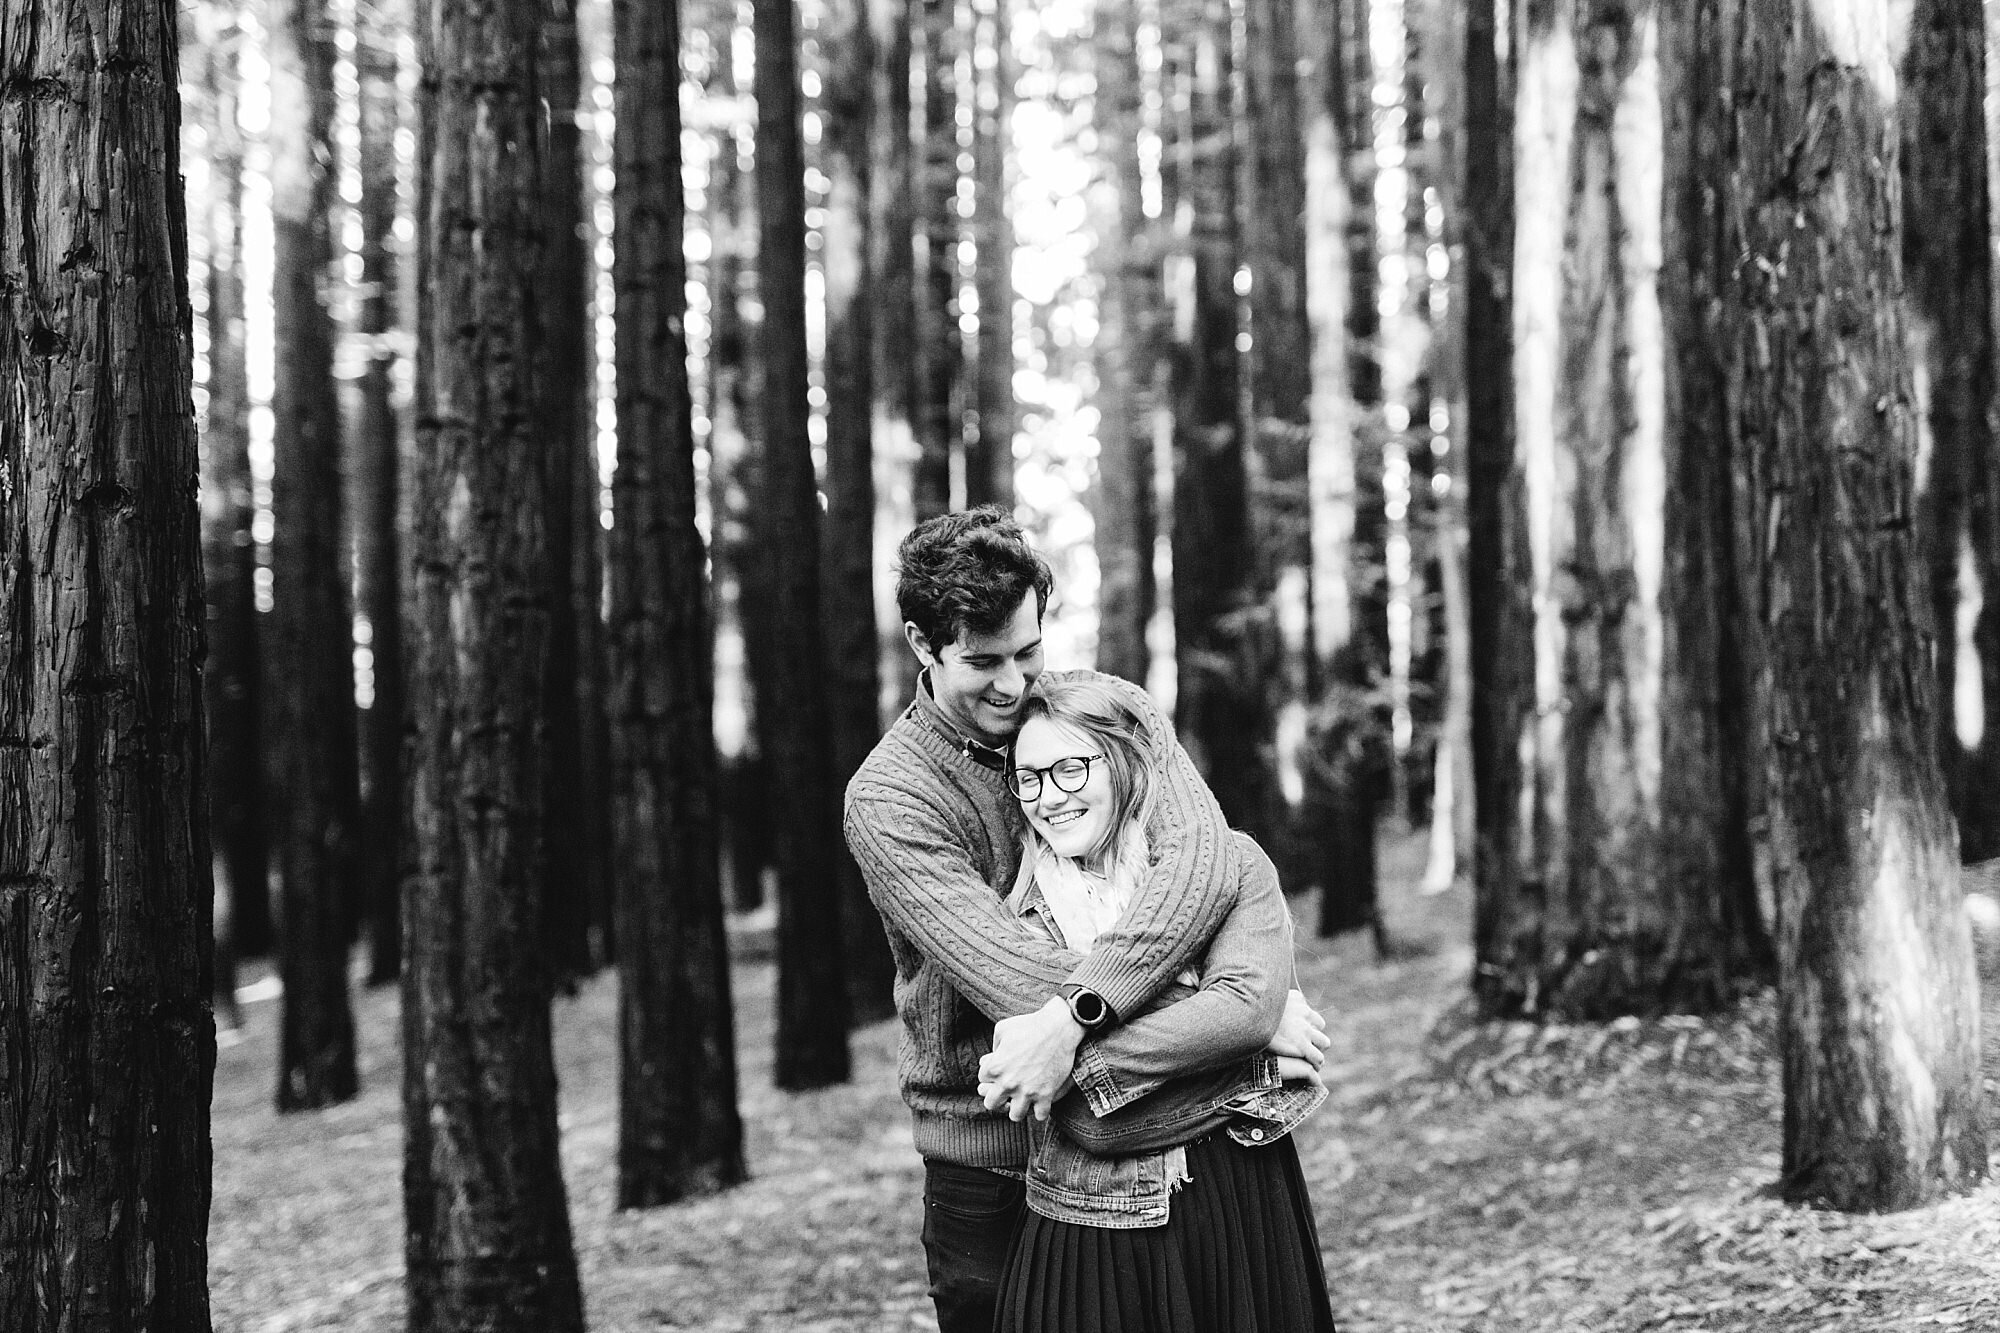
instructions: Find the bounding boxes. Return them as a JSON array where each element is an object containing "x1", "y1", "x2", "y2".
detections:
[{"x1": 993, "y1": 1133, "x2": 1337, "y2": 1333}]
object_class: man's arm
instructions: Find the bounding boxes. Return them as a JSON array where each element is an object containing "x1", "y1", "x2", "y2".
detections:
[{"x1": 844, "y1": 780, "x2": 1087, "y2": 1019}]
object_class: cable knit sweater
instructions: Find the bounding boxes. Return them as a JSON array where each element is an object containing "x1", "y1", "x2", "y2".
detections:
[{"x1": 843, "y1": 668, "x2": 1244, "y2": 1167}]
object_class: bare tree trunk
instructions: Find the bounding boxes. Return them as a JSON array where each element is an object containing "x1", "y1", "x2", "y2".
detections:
[
  {"x1": 0, "y1": 0, "x2": 216, "y2": 1318},
  {"x1": 609, "y1": 0, "x2": 749, "y2": 1206},
  {"x1": 823, "y1": 0, "x2": 896, "y2": 1024},
  {"x1": 1092, "y1": 0, "x2": 1160, "y2": 685},
  {"x1": 966, "y1": 0, "x2": 1013, "y2": 508},
  {"x1": 537, "y1": 0, "x2": 599, "y2": 986},
  {"x1": 911, "y1": 0, "x2": 959, "y2": 519},
  {"x1": 268, "y1": 0, "x2": 360, "y2": 1112},
  {"x1": 1666, "y1": 0, "x2": 1987, "y2": 1211},
  {"x1": 356, "y1": 0, "x2": 406, "y2": 987},
  {"x1": 872, "y1": 0, "x2": 921, "y2": 711},
  {"x1": 404, "y1": 0, "x2": 586, "y2": 1314},
  {"x1": 1904, "y1": 1, "x2": 2000, "y2": 861},
  {"x1": 753, "y1": 0, "x2": 853, "y2": 1089}
]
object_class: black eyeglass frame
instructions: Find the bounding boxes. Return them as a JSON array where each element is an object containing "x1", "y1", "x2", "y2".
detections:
[{"x1": 1008, "y1": 754, "x2": 1105, "y2": 802}]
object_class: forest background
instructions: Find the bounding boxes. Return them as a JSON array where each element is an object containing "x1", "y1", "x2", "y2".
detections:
[{"x1": 7, "y1": 0, "x2": 2000, "y2": 1329}]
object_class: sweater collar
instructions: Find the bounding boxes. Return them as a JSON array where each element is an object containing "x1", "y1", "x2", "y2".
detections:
[{"x1": 912, "y1": 670, "x2": 1011, "y2": 772}]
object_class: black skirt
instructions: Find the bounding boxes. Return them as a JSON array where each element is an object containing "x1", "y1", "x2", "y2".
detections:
[{"x1": 993, "y1": 1133, "x2": 1338, "y2": 1333}]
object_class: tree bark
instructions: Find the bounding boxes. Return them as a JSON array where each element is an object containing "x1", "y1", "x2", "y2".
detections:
[
  {"x1": 966, "y1": 0, "x2": 1013, "y2": 508},
  {"x1": 1665, "y1": 0, "x2": 1987, "y2": 1211},
  {"x1": 356, "y1": 0, "x2": 407, "y2": 987},
  {"x1": 911, "y1": 0, "x2": 960, "y2": 519},
  {"x1": 753, "y1": 0, "x2": 853, "y2": 1089},
  {"x1": 873, "y1": 0, "x2": 921, "y2": 708},
  {"x1": 1092, "y1": 0, "x2": 1160, "y2": 686},
  {"x1": 1903, "y1": 1, "x2": 2000, "y2": 861},
  {"x1": 0, "y1": 0, "x2": 216, "y2": 1317},
  {"x1": 404, "y1": 0, "x2": 587, "y2": 1314},
  {"x1": 268, "y1": 0, "x2": 360, "y2": 1111},
  {"x1": 822, "y1": 0, "x2": 896, "y2": 1024},
  {"x1": 609, "y1": 0, "x2": 749, "y2": 1205},
  {"x1": 537, "y1": 0, "x2": 600, "y2": 985}
]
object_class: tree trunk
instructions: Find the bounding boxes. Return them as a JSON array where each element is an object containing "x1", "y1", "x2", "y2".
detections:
[
  {"x1": 753, "y1": 0, "x2": 853, "y2": 1089},
  {"x1": 609, "y1": 0, "x2": 749, "y2": 1206},
  {"x1": 356, "y1": 0, "x2": 406, "y2": 988},
  {"x1": 822, "y1": 0, "x2": 896, "y2": 1025},
  {"x1": 1092, "y1": 0, "x2": 1160, "y2": 686},
  {"x1": 268, "y1": 0, "x2": 360, "y2": 1112},
  {"x1": 911, "y1": 0, "x2": 960, "y2": 519},
  {"x1": 1165, "y1": 0, "x2": 1263, "y2": 840},
  {"x1": 1665, "y1": 0, "x2": 1987, "y2": 1211},
  {"x1": 1475, "y1": 0, "x2": 1765, "y2": 1018},
  {"x1": 200, "y1": 9, "x2": 272, "y2": 967},
  {"x1": 537, "y1": 0, "x2": 599, "y2": 986},
  {"x1": 873, "y1": 0, "x2": 921, "y2": 709},
  {"x1": 1903, "y1": 1, "x2": 2000, "y2": 861},
  {"x1": 0, "y1": 0, "x2": 216, "y2": 1317},
  {"x1": 966, "y1": 0, "x2": 1013, "y2": 508},
  {"x1": 404, "y1": 0, "x2": 586, "y2": 1315}
]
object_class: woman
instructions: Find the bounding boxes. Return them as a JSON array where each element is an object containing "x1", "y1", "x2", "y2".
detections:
[{"x1": 988, "y1": 677, "x2": 1338, "y2": 1333}]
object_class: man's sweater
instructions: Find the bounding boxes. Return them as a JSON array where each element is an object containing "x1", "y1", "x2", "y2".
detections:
[{"x1": 842, "y1": 668, "x2": 1244, "y2": 1167}]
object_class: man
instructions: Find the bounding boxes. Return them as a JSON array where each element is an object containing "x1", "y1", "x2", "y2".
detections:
[{"x1": 843, "y1": 507, "x2": 1325, "y2": 1333}]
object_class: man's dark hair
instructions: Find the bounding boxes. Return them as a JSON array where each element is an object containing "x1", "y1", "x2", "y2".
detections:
[{"x1": 896, "y1": 505, "x2": 1055, "y2": 651}]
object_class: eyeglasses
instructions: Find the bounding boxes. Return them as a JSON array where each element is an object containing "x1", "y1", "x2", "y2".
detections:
[{"x1": 1008, "y1": 754, "x2": 1104, "y2": 802}]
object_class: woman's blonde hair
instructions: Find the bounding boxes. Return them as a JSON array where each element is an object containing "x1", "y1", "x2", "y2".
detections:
[{"x1": 1010, "y1": 679, "x2": 1156, "y2": 889}]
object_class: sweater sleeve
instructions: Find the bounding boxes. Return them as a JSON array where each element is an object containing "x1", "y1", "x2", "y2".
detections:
[
  {"x1": 844, "y1": 779, "x2": 1086, "y2": 1019},
  {"x1": 1070, "y1": 834, "x2": 1293, "y2": 1115},
  {"x1": 1054, "y1": 670, "x2": 1244, "y2": 1021}
]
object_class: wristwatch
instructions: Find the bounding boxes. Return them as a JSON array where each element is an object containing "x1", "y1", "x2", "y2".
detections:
[{"x1": 1058, "y1": 984, "x2": 1116, "y2": 1032}]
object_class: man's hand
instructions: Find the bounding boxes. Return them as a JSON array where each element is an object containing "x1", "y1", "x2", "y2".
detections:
[
  {"x1": 1267, "y1": 988, "x2": 1329, "y2": 1069},
  {"x1": 977, "y1": 997, "x2": 1085, "y2": 1121},
  {"x1": 1274, "y1": 1055, "x2": 1325, "y2": 1084}
]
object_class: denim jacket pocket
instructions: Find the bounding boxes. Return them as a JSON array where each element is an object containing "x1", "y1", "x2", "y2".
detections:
[{"x1": 1023, "y1": 1120, "x2": 1178, "y2": 1230}]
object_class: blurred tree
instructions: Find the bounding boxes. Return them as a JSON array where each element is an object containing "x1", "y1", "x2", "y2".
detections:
[
  {"x1": 873, "y1": 0, "x2": 921, "y2": 708},
  {"x1": 403, "y1": 0, "x2": 586, "y2": 1313},
  {"x1": 537, "y1": 0, "x2": 603, "y2": 985},
  {"x1": 912, "y1": 0, "x2": 959, "y2": 519},
  {"x1": 753, "y1": 0, "x2": 853, "y2": 1088},
  {"x1": 822, "y1": 0, "x2": 897, "y2": 1023},
  {"x1": 1665, "y1": 0, "x2": 1986, "y2": 1210},
  {"x1": 1475, "y1": 0, "x2": 1768, "y2": 1019},
  {"x1": 1903, "y1": 0, "x2": 2000, "y2": 861},
  {"x1": 198, "y1": 5, "x2": 272, "y2": 967},
  {"x1": 355, "y1": 0, "x2": 406, "y2": 987},
  {"x1": 0, "y1": 0, "x2": 215, "y2": 1317},
  {"x1": 966, "y1": 0, "x2": 1014, "y2": 508},
  {"x1": 609, "y1": 0, "x2": 749, "y2": 1205},
  {"x1": 1089, "y1": 0, "x2": 1161, "y2": 687},
  {"x1": 268, "y1": 0, "x2": 360, "y2": 1112}
]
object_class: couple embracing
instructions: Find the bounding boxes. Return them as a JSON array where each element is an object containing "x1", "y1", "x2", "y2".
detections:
[{"x1": 844, "y1": 507, "x2": 1340, "y2": 1333}]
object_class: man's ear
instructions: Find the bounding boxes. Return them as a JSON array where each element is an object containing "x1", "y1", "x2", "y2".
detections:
[{"x1": 903, "y1": 621, "x2": 935, "y2": 667}]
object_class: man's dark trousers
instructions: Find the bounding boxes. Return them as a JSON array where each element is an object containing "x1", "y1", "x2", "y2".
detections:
[{"x1": 922, "y1": 1160, "x2": 1026, "y2": 1333}]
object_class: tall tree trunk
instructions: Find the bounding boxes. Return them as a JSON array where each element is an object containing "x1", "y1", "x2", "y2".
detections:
[
  {"x1": 823, "y1": 0, "x2": 896, "y2": 1024},
  {"x1": 1165, "y1": 0, "x2": 1264, "y2": 839},
  {"x1": 1476, "y1": 0, "x2": 1764, "y2": 1018},
  {"x1": 1904, "y1": 1, "x2": 2000, "y2": 861},
  {"x1": 268, "y1": 0, "x2": 360, "y2": 1112},
  {"x1": 609, "y1": 0, "x2": 749, "y2": 1205},
  {"x1": 873, "y1": 0, "x2": 921, "y2": 709},
  {"x1": 1666, "y1": 0, "x2": 1986, "y2": 1211},
  {"x1": 753, "y1": 0, "x2": 853, "y2": 1089},
  {"x1": 404, "y1": 0, "x2": 586, "y2": 1315},
  {"x1": 1092, "y1": 0, "x2": 1160, "y2": 685},
  {"x1": 201, "y1": 9, "x2": 272, "y2": 966},
  {"x1": 537, "y1": 0, "x2": 598, "y2": 986},
  {"x1": 966, "y1": 0, "x2": 1013, "y2": 508},
  {"x1": 356, "y1": 0, "x2": 406, "y2": 987},
  {"x1": 911, "y1": 0, "x2": 959, "y2": 519},
  {"x1": 0, "y1": 0, "x2": 216, "y2": 1317}
]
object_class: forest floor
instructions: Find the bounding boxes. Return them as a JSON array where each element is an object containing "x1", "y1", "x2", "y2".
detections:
[{"x1": 210, "y1": 829, "x2": 2000, "y2": 1333}]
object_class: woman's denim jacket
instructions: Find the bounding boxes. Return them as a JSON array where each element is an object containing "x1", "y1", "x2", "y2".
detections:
[{"x1": 1013, "y1": 833, "x2": 1328, "y2": 1229}]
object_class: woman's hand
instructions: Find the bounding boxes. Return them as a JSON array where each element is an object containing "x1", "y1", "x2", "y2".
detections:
[
  {"x1": 1266, "y1": 988, "x2": 1330, "y2": 1068},
  {"x1": 1273, "y1": 1055, "x2": 1324, "y2": 1084}
]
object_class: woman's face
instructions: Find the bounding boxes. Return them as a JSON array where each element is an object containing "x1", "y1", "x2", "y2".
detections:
[{"x1": 1012, "y1": 715, "x2": 1117, "y2": 863}]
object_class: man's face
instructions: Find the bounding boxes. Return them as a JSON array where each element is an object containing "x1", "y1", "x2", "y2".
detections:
[{"x1": 908, "y1": 589, "x2": 1045, "y2": 744}]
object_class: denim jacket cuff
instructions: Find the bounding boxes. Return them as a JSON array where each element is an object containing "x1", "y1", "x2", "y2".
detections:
[{"x1": 1074, "y1": 1041, "x2": 1134, "y2": 1117}]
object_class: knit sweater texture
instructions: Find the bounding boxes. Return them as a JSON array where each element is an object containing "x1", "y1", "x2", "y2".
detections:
[{"x1": 843, "y1": 669, "x2": 1243, "y2": 1167}]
